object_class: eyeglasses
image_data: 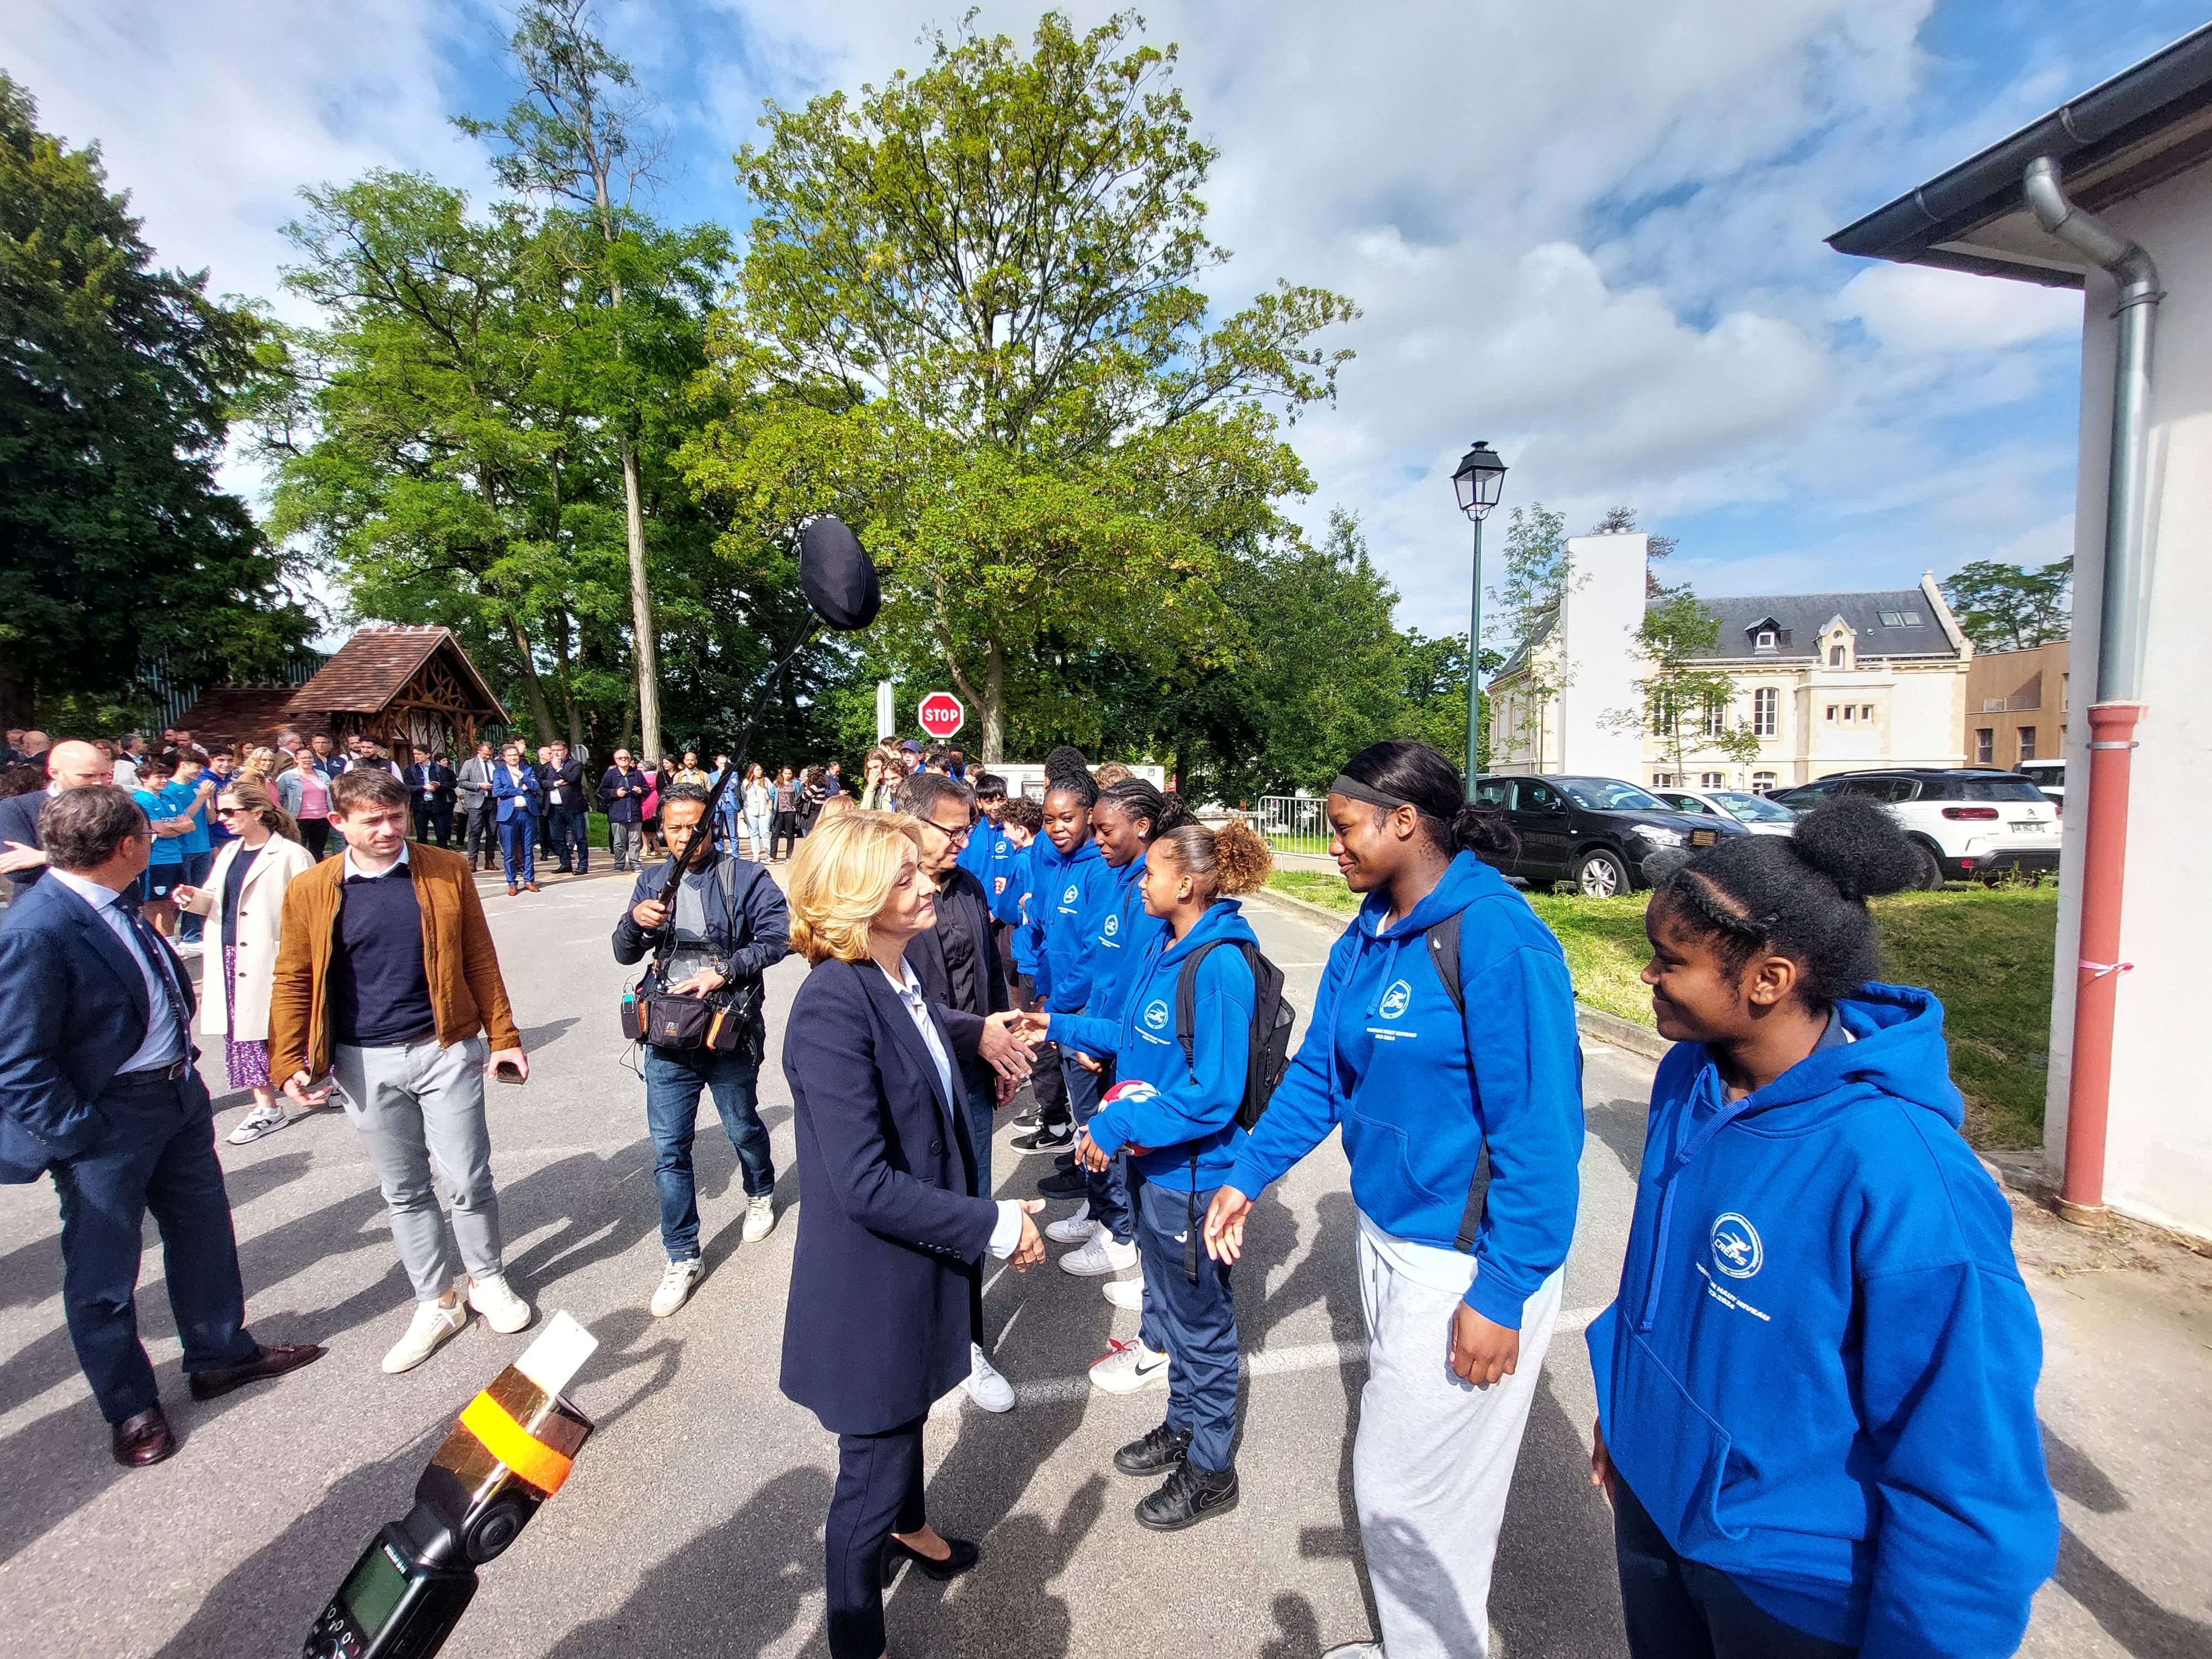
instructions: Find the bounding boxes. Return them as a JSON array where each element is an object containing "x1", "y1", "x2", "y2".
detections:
[
  {"x1": 217, "y1": 806, "x2": 253, "y2": 818},
  {"x1": 926, "y1": 818, "x2": 972, "y2": 844}
]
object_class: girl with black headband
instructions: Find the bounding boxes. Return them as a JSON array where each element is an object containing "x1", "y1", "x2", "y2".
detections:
[{"x1": 1204, "y1": 739, "x2": 1583, "y2": 1659}]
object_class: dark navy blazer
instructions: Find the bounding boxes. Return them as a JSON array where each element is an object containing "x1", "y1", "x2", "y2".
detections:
[
  {"x1": 0, "y1": 875, "x2": 197, "y2": 1182},
  {"x1": 0, "y1": 790, "x2": 46, "y2": 895},
  {"x1": 779, "y1": 954, "x2": 999, "y2": 1435}
]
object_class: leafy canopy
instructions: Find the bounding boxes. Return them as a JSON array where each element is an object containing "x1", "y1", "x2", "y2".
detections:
[{"x1": 1941, "y1": 557, "x2": 2072, "y2": 653}]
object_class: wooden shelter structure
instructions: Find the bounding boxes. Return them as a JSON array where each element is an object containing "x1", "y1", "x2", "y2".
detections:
[{"x1": 285, "y1": 627, "x2": 508, "y2": 758}]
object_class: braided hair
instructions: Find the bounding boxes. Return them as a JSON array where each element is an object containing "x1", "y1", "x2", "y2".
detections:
[
  {"x1": 1650, "y1": 796, "x2": 1924, "y2": 1011},
  {"x1": 1042, "y1": 745, "x2": 1098, "y2": 810},
  {"x1": 1097, "y1": 776, "x2": 1193, "y2": 842}
]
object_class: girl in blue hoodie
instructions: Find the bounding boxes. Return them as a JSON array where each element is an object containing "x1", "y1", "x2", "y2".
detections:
[
  {"x1": 1206, "y1": 740, "x2": 1584, "y2": 1659},
  {"x1": 1589, "y1": 797, "x2": 2057, "y2": 1659},
  {"x1": 1038, "y1": 817, "x2": 1274, "y2": 1532},
  {"x1": 1034, "y1": 764, "x2": 1125, "y2": 1247}
]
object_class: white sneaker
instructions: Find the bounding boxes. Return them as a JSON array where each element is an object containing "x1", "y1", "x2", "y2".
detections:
[
  {"x1": 1088, "y1": 1337, "x2": 1169, "y2": 1394},
  {"x1": 1060, "y1": 1233, "x2": 1139, "y2": 1277},
  {"x1": 964, "y1": 1343, "x2": 1016, "y2": 1413},
  {"x1": 1045, "y1": 1213, "x2": 1099, "y2": 1246},
  {"x1": 1320, "y1": 1645, "x2": 1384, "y2": 1659},
  {"x1": 227, "y1": 1102, "x2": 288, "y2": 1145},
  {"x1": 743, "y1": 1193, "x2": 778, "y2": 1243},
  {"x1": 467, "y1": 1273, "x2": 533, "y2": 1334},
  {"x1": 1102, "y1": 1276, "x2": 1146, "y2": 1311},
  {"x1": 650, "y1": 1256, "x2": 704, "y2": 1318},
  {"x1": 383, "y1": 1297, "x2": 468, "y2": 1374}
]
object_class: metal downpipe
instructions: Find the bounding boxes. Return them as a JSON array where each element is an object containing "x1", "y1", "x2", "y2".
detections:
[{"x1": 2022, "y1": 155, "x2": 2160, "y2": 1223}]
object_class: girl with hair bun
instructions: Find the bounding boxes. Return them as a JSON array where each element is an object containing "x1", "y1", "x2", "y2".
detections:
[
  {"x1": 1589, "y1": 798, "x2": 2057, "y2": 1658},
  {"x1": 1204, "y1": 738, "x2": 1582, "y2": 1659},
  {"x1": 1028, "y1": 816, "x2": 1274, "y2": 1530}
]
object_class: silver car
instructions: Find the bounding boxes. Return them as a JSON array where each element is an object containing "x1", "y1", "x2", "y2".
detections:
[{"x1": 1656, "y1": 788, "x2": 1799, "y2": 838}]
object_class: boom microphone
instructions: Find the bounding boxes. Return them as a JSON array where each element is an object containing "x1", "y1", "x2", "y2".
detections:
[{"x1": 798, "y1": 515, "x2": 881, "y2": 632}]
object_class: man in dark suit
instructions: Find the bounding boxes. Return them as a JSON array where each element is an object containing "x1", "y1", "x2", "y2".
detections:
[
  {"x1": 402, "y1": 745, "x2": 457, "y2": 847},
  {"x1": 0, "y1": 786, "x2": 323, "y2": 1465},
  {"x1": 537, "y1": 739, "x2": 590, "y2": 875},
  {"x1": 0, "y1": 739, "x2": 121, "y2": 895}
]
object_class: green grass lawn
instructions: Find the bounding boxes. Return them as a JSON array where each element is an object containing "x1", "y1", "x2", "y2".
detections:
[{"x1": 1265, "y1": 870, "x2": 2057, "y2": 1149}]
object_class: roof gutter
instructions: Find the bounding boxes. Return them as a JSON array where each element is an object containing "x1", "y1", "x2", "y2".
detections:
[{"x1": 2023, "y1": 156, "x2": 2159, "y2": 1225}]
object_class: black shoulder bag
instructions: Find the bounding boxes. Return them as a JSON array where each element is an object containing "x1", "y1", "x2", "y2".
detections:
[{"x1": 619, "y1": 858, "x2": 764, "y2": 1055}]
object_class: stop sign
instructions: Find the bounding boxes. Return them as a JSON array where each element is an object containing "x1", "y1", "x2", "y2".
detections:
[{"x1": 916, "y1": 691, "x2": 965, "y2": 740}]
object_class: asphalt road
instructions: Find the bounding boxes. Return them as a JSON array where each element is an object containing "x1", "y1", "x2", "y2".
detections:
[{"x1": 0, "y1": 864, "x2": 2201, "y2": 1657}]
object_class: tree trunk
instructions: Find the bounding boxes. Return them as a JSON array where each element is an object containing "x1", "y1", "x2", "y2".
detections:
[
  {"x1": 505, "y1": 618, "x2": 562, "y2": 743},
  {"x1": 982, "y1": 640, "x2": 1006, "y2": 764},
  {"x1": 622, "y1": 434, "x2": 662, "y2": 763},
  {"x1": 549, "y1": 611, "x2": 587, "y2": 752}
]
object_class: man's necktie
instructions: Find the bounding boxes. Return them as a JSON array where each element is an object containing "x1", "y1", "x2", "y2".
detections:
[{"x1": 118, "y1": 898, "x2": 195, "y2": 1064}]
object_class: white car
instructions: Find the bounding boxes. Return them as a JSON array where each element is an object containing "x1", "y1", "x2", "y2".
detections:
[
  {"x1": 2017, "y1": 758, "x2": 2065, "y2": 813},
  {"x1": 1655, "y1": 788, "x2": 1799, "y2": 838},
  {"x1": 1771, "y1": 769, "x2": 2060, "y2": 887}
]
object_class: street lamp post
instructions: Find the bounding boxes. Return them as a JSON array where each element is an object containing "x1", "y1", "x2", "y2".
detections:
[{"x1": 1451, "y1": 440, "x2": 1508, "y2": 796}]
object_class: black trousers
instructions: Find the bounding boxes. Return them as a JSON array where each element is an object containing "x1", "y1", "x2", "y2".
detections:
[
  {"x1": 771, "y1": 810, "x2": 798, "y2": 860},
  {"x1": 547, "y1": 805, "x2": 588, "y2": 870},
  {"x1": 412, "y1": 800, "x2": 454, "y2": 847},
  {"x1": 1614, "y1": 1477, "x2": 1858, "y2": 1659},
  {"x1": 49, "y1": 1073, "x2": 258, "y2": 1423},
  {"x1": 299, "y1": 818, "x2": 331, "y2": 859},
  {"x1": 826, "y1": 1416, "x2": 927, "y2": 1659},
  {"x1": 1029, "y1": 1037, "x2": 1070, "y2": 1128}
]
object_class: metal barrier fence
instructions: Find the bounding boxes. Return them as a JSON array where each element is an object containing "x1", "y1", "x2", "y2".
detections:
[{"x1": 1255, "y1": 795, "x2": 1329, "y2": 856}]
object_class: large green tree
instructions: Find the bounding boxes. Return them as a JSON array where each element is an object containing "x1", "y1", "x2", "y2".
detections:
[
  {"x1": 1941, "y1": 557, "x2": 2072, "y2": 652},
  {"x1": 0, "y1": 75, "x2": 309, "y2": 727},
  {"x1": 686, "y1": 10, "x2": 1355, "y2": 761}
]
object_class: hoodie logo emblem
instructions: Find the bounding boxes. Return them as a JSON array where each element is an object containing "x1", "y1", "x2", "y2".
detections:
[
  {"x1": 1062, "y1": 884, "x2": 1078, "y2": 905},
  {"x1": 1142, "y1": 1000, "x2": 1170, "y2": 1031},
  {"x1": 1378, "y1": 979, "x2": 1413, "y2": 1020},
  {"x1": 1710, "y1": 1213, "x2": 1763, "y2": 1280},
  {"x1": 1104, "y1": 915, "x2": 1119, "y2": 937}
]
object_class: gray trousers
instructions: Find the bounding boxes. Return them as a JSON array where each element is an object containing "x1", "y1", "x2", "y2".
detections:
[
  {"x1": 332, "y1": 1035, "x2": 504, "y2": 1303},
  {"x1": 1352, "y1": 1230, "x2": 1564, "y2": 1659},
  {"x1": 609, "y1": 820, "x2": 642, "y2": 867}
]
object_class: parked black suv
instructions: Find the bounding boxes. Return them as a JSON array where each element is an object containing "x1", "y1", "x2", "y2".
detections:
[{"x1": 1471, "y1": 774, "x2": 1746, "y2": 896}]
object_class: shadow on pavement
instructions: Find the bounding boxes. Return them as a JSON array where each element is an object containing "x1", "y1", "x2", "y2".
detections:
[
  {"x1": 884, "y1": 1472, "x2": 1107, "y2": 1658},
  {"x1": 1582, "y1": 1095, "x2": 1650, "y2": 1183},
  {"x1": 1491, "y1": 1373, "x2": 1624, "y2": 1657},
  {"x1": 2056, "y1": 1526, "x2": 2211, "y2": 1658}
]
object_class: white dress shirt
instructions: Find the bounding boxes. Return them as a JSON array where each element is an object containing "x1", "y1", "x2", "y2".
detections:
[
  {"x1": 342, "y1": 841, "x2": 411, "y2": 883},
  {"x1": 878, "y1": 959, "x2": 1023, "y2": 1260},
  {"x1": 48, "y1": 868, "x2": 186, "y2": 1072}
]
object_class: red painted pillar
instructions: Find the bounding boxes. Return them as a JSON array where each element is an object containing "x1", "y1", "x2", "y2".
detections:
[{"x1": 2058, "y1": 700, "x2": 2145, "y2": 1222}]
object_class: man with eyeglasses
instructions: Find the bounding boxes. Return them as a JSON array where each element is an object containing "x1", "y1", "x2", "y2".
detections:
[{"x1": 895, "y1": 770, "x2": 1037, "y2": 1413}]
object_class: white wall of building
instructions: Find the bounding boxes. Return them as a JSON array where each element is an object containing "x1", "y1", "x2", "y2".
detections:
[
  {"x1": 1555, "y1": 533, "x2": 1647, "y2": 779},
  {"x1": 2043, "y1": 162, "x2": 2212, "y2": 1241}
]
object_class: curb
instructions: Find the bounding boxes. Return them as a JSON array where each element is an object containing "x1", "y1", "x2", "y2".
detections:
[{"x1": 1251, "y1": 888, "x2": 1673, "y2": 1062}]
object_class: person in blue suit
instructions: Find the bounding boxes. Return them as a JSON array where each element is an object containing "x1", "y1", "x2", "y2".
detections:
[
  {"x1": 1204, "y1": 740, "x2": 1584, "y2": 1659},
  {"x1": 778, "y1": 811, "x2": 1046, "y2": 1659},
  {"x1": 1588, "y1": 797, "x2": 2057, "y2": 1659},
  {"x1": 1035, "y1": 816, "x2": 1275, "y2": 1531},
  {"x1": 490, "y1": 740, "x2": 542, "y2": 894},
  {"x1": 0, "y1": 786, "x2": 322, "y2": 1468}
]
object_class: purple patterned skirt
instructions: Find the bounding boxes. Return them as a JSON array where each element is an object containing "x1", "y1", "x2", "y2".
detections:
[{"x1": 223, "y1": 945, "x2": 272, "y2": 1091}]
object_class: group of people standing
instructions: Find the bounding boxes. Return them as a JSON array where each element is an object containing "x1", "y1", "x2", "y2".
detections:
[{"x1": 761, "y1": 737, "x2": 2059, "y2": 1659}]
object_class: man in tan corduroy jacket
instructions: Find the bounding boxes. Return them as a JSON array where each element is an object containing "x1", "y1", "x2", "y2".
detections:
[{"x1": 269, "y1": 766, "x2": 534, "y2": 1375}]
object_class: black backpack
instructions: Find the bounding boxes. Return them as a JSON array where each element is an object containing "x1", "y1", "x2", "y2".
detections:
[{"x1": 1175, "y1": 940, "x2": 1295, "y2": 1130}]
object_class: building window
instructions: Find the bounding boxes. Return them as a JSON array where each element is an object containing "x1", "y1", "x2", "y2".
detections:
[
  {"x1": 1975, "y1": 728, "x2": 1993, "y2": 764},
  {"x1": 1825, "y1": 705, "x2": 1838, "y2": 721},
  {"x1": 1861, "y1": 705, "x2": 1875, "y2": 721},
  {"x1": 1755, "y1": 629, "x2": 1777, "y2": 650},
  {"x1": 1829, "y1": 644, "x2": 1846, "y2": 666},
  {"x1": 1751, "y1": 771, "x2": 1777, "y2": 794},
  {"x1": 2018, "y1": 726, "x2": 2037, "y2": 762},
  {"x1": 1702, "y1": 696, "x2": 1726, "y2": 737},
  {"x1": 1700, "y1": 771, "x2": 1725, "y2": 789},
  {"x1": 1842, "y1": 705, "x2": 1854, "y2": 722},
  {"x1": 1752, "y1": 686, "x2": 1778, "y2": 736},
  {"x1": 1652, "y1": 773, "x2": 1676, "y2": 787}
]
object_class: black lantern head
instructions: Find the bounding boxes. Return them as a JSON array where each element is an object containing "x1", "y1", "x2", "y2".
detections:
[
  {"x1": 1452, "y1": 440, "x2": 1507, "y2": 519},
  {"x1": 798, "y1": 515, "x2": 882, "y2": 631}
]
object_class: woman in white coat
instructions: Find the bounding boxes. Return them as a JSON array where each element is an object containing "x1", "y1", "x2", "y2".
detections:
[{"x1": 174, "y1": 780, "x2": 318, "y2": 1145}]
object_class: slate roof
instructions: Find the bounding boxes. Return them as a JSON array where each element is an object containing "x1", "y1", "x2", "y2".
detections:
[
  {"x1": 173, "y1": 687, "x2": 330, "y2": 749},
  {"x1": 287, "y1": 627, "x2": 505, "y2": 717},
  {"x1": 1681, "y1": 591, "x2": 1961, "y2": 662}
]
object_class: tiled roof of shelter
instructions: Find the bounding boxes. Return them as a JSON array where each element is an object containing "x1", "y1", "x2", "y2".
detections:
[{"x1": 287, "y1": 627, "x2": 504, "y2": 717}]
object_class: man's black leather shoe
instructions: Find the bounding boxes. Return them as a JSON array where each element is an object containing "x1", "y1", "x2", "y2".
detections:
[
  {"x1": 1135, "y1": 1460, "x2": 1238, "y2": 1531},
  {"x1": 112, "y1": 1405, "x2": 176, "y2": 1468},
  {"x1": 189, "y1": 1342, "x2": 326, "y2": 1401}
]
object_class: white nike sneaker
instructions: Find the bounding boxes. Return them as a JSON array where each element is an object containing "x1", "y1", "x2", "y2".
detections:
[
  {"x1": 964, "y1": 1343, "x2": 1016, "y2": 1413},
  {"x1": 650, "y1": 1256, "x2": 705, "y2": 1318},
  {"x1": 466, "y1": 1273, "x2": 533, "y2": 1334},
  {"x1": 1045, "y1": 1213, "x2": 1099, "y2": 1246},
  {"x1": 383, "y1": 1297, "x2": 468, "y2": 1374},
  {"x1": 743, "y1": 1193, "x2": 778, "y2": 1243},
  {"x1": 1102, "y1": 1276, "x2": 1146, "y2": 1311},
  {"x1": 1060, "y1": 1232, "x2": 1139, "y2": 1277},
  {"x1": 1088, "y1": 1337, "x2": 1169, "y2": 1394}
]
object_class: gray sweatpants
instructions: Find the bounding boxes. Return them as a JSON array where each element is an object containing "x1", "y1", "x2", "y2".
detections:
[
  {"x1": 1353, "y1": 1228, "x2": 1565, "y2": 1659},
  {"x1": 332, "y1": 1035, "x2": 504, "y2": 1304}
]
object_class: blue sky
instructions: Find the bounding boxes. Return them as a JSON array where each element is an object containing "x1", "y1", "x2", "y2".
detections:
[{"x1": 7, "y1": 0, "x2": 2208, "y2": 649}]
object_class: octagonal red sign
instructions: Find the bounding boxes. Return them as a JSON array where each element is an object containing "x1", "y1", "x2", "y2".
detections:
[{"x1": 917, "y1": 691, "x2": 965, "y2": 739}]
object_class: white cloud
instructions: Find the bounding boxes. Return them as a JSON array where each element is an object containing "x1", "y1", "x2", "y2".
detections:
[{"x1": 1837, "y1": 261, "x2": 2084, "y2": 354}]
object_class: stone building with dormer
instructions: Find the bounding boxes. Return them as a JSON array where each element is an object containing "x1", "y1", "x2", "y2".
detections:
[{"x1": 1486, "y1": 540, "x2": 1975, "y2": 791}]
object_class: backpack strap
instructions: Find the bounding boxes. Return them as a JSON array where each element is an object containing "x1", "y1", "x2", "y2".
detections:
[
  {"x1": 1174, "y1": 940, "x2": 1228, "y2": 1066},
  {"x1": 1423, "y1": 910, "x2": 1489, "y2": 1253}
]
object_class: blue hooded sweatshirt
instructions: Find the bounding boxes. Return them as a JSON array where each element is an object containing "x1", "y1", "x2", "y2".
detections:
[
  {"x1": 1587, "y1": 985, "x2": 2057, "y2": 1656},
  {"x1": 998, "y1": 841, "x2": 1039, "y2": 973},
  {"x1": 1050, "y1": 899, "x2": 1256, "y2": 1190},
  {"x1": 1038, "y1": 837, "x2": 1115, "y2": 1014},
  {"x1": 1065, "y1": 856, "x2": 1168, "y2": 1057},
  {"x1": 1228, "y1": 851, "x2": 1582, "y2": 1329},
  {"x1": 957, "y1": 815, "x2": 1004, "y2": 886}
]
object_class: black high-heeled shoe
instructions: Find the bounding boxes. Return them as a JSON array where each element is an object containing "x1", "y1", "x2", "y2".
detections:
[{"x1": 884, "y1": 1534, "x2": 979, "y2": 1582}]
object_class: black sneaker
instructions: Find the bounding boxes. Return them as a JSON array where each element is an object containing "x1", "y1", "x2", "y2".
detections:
[
  {"x1": 1054, "y1": 1150, "x2": 1077, "y2": 1170},
  {"x1": 1135, "y1": 1461, "x2": 1238, "y2": 1531},
  {"x1": 1012, "y1": 1109, "x2": 1041, "y2": 1131},
  {"x1": 1037, "y1": 1167, "x2": 1087, "y2": 1199},
  {"x1": 1113, "y1": 1423, "x2": 1191, "y2": 1477},
  {"x1": 1013, "y1": 1122, "x2": 1073, "y2": 1151}
]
